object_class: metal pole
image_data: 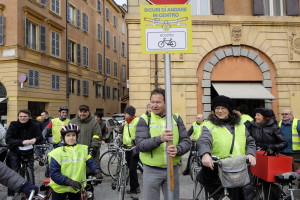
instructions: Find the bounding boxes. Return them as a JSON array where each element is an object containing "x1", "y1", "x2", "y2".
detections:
[{"x1": 164, "y1": 53, "x2": 174, "y2": 200}]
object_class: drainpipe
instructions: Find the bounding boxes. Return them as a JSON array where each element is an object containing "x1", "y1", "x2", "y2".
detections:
[
  {"x1": 103, "y1": 0, "x2": 106, "y2": 101},
  {"x1": 154, "y1": 54, "x2": 158, "y2": 88},
  {"x1": 66, "y1": 0, "x2": 70, "y2": 107}
]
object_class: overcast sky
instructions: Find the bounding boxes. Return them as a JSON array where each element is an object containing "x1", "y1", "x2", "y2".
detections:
[{"x1": 114, "y1": 0, "x2": 127, "y2": 5}]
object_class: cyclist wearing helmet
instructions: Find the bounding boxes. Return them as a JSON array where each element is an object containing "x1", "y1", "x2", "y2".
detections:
[
  {"x1": 48, "y1": 124, "x2": 102, "y2": 200},
  {"x1": 42, "y1": 106, "x2": 70, "y2": 147}
]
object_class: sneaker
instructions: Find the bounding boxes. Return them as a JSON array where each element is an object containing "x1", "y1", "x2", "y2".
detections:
[
  {"x1": 182, "y1": 169, "x2": 190, "y2": 176},
  {"x1": 130, "y1": 193, "x2": 139, "y2": 200},
  {"x1": 7, "y1": 196, "x2": 13, "y2": 200},
  {"x1": 127, "y1": 186, "x2": 141, "y2": 194}
]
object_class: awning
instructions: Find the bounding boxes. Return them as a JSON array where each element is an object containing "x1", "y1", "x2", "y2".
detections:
[
  {"x1": 0, "y1": 98, "x2": 7, "y2": 103},
  {"x1": 212, "y1": 83, "x2": 275, "y2": 100}
]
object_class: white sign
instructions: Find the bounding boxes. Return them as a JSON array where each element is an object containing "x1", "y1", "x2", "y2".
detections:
[{"x1": 146, "y1": 28, "x2": 187, "y2": 51}]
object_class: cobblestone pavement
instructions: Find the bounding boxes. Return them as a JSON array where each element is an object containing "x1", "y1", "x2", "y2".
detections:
[{"x1": 1, "y1": 144, "x2": 300, "y2": 200}]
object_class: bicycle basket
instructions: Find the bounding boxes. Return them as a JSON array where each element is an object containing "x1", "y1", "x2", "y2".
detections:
[{"x1": 218, "y1": 155, "x2": 250, "y2": 188}]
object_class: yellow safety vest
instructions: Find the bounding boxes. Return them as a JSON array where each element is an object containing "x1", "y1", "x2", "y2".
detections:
[
  {"x1": 123, "y1": 117, "x2": 139, "y2": 146},
  {"x1": 139, "y1": 113, "x2": 181, "y2": 168},
  {"x1": 240, "y1": 114, "x2": 253, "y2": 124},
  {"x1": 191, "y1": 121, "x2": 204, "y2": 140},
  {"x1": 203, "y1": 121, "x2": 246, "y2": 159},
  {"x1": 48, "y1": 144, "x2": 91, "y2": 193},
  {"x1": 279, "y1": 118, "x2": 300, "y2": 151},
  {"x1": 51, "y1": 118, "x2": 70, "y2": 144}
]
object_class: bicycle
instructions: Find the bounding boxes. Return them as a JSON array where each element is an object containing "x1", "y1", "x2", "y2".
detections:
[
  {"x1": 99, "y1": 142, "x2": 118, "y2": 176},
  {"x1": 25, "y1": 177, "x2": 103, "y2": 200},
  {"x1": 34, "y1": 142, "x2": 52, "y2": 166},
  {"x1": 109, "y1": 134, "x2": 136, "y2": 200},
  {"x1": 189, "y1": 140, "x2": 201, "y2": 181},
  {"x1": 158, "y1": 38, "x2": 176, "y2": 48},
  {"x1": 193, "y1": 155, "x2": 249, "y2": 200},
  {"x1": 17, "y1": 145, "x2": 35, "y2": 184}
]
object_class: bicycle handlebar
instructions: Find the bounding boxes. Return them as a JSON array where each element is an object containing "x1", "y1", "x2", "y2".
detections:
[
  {"x1": 28, "y1": 190, "x2": 35, "y2": 200},
  {"x1": 112, "y1": 134, "x2": 136, "y2": 151}
]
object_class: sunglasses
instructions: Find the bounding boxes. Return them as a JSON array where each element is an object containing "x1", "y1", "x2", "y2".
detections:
[{"x1": 281, "y1": 113, "x2": 290, "y2": 116}]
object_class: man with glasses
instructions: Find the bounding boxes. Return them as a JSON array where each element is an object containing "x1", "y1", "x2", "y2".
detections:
[{"x1": 279, "y1": 109, "x2": 300, "y2": 169}]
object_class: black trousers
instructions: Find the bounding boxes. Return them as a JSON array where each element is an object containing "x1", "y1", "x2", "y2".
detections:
[
  {"x1": 51, "y1": 191, "x2": 81, "y2": 200},
  {"x1": 125, "y1": 150, "x2": 140, "y2": 193}
]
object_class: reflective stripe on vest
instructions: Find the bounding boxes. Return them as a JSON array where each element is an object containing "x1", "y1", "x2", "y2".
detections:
[
  {"x1": 203, "y1": 121, "x2": 246, "y2": 159},
  {"x1": 139, "y1": 113, "x2": 181, "y2": 168},
  {"x1": 51, "y1": 118, "x2": 70, "y2": 144},
  {"x1": 49, "y1": 144, "x2": 89, "y2": 193},
  {"x1": 123, "y1": 117, "x2": 139, "y2": 146},
  {"x1": 191, "y1": 121, "x2": 203, "y2": 140},
  {"x1": 279, "y1": 118, "x2": 300, "y2": 151}
]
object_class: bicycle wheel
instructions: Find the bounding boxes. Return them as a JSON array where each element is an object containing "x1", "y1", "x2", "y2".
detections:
[
  {"x1": 255, "y1": 183, "x2": 264, "y2": 200},
  {"x1": 189, "y1": 155, "x2": 196, "y2": 180},
  {"x1": 26, "y1": 167, "x2": 34, "y2": 184},
  {"x1": 193, "y1": 179, "x2": 205, "y2": 200},
  {"x1": 108, "y1": 153, "x2": 121, "y2": 180},
  {"x1": 99, "y1": 150, "x2": 116, "y2": 176},
  {"x1": 118, "y1": 166, "x2": 127, "y2": 200}
]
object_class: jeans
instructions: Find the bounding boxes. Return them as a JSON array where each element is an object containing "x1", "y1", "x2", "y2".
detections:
[{"x1": 6, "y1": 151, "x2": 34, "y2": 196}]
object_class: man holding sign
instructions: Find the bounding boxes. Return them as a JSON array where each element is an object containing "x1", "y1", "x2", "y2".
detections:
[{"x1": 135, "y1": 88, "x2": 190, "y2": 200}]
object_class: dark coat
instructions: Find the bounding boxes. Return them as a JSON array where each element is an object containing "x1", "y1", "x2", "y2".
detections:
[
  {"x1": 246, "y1": 118, "x2": 287, "y2": 151},
  {"x1": 6, "y1": 119, "x2": 43, "y2": 152},
  {"x1": 41, "y1": 117, "x2": 52, "y2": 137}
]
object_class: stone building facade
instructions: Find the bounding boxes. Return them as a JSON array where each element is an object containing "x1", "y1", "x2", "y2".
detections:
[{"x1": 126, "y1": 0, "x2": 300, "y2": 127}]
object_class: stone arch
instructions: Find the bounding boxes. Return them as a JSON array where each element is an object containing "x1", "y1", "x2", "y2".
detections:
[{"x1": 197, "y1": 46, "x2": 278, "y2": 118}]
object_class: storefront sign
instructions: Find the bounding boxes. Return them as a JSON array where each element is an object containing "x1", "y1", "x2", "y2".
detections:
[{"x1": 147, "y1": 0, "x2": 189, "y2": 4}]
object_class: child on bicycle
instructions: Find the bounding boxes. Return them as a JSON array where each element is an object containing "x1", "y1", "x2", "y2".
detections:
[{"x1": 48, "y1": 124, "x2": 102, "y2": 200}]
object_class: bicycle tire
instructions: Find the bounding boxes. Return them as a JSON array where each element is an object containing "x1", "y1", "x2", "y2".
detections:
[
  {"x1": 193, "y1": 179, "x2": 205, "y2": 200},
  {"x1": 255, "y1": 183, "x2": 264, "y2": 200},
  {"x1": 99, "y1": 150, "x2": 116, "y2": 176},
  {"x1": 189, "y1": 155, "x2": 196, "y2": 181},
  {"x1": 119, "y1": 166, "x2": 127, "y2": 200},
  {"x1": 108, "y1": 153, "x2": 121, "y2": 180},
  {"x1": 26, "y1": 167, "x2": 34, "y2": 184}
]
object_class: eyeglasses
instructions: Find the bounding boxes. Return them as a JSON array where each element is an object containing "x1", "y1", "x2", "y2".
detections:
[{"x1": 281, "y1": 113, "x2": 290, "y2": 116}]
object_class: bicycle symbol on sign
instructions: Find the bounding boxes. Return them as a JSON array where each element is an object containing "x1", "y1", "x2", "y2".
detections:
[
  {"x1": 144, "y1": 17, "x2": 188, "y2": 31},
  {"x1": 158, "y1": 38, "x2": 176, "y2": 48}
]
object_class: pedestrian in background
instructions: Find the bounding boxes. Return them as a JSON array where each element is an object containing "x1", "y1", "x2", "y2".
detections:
[
  {"x1": 122, "y1": 106, "x2": 140, "y2": 200},
  {"x1": 279, "y1": 109, "x2": 300, "y2": 170},
  {"x1": 42, "y1": 106, "x2": 70, "y2": 148},
  {"x1": 94, "y1": 111, "x2": 106, "y2": 145},
  {"x1": 182, "y1": 113, "x2": 204, "y2": 176},
  {"x1": 145, "y1": 103, "x2": 151, "y2": 115},
  {"x1": 136, "y1": 88, "x2": 190, "y2": 200}
]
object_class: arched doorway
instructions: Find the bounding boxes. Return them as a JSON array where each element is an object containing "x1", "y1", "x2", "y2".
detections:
[
  {"x1": 198, "y1": 46, "x2": 278, "y2": 119},
  {"x1": 0, "y1": 82, "x2": 7, "y2": 126}
]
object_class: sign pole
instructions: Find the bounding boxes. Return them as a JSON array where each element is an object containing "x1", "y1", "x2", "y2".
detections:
[{"x1": 164, "y1": 53, "x2": 174, "y2": 199}]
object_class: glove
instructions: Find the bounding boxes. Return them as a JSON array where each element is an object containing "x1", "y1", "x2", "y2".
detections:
[
  {"x1": 64, "y1": 178, "x2": 81, "y2": 190},
  {"x1": 89, "y1": 148, "x2": 98, "y2": 157},
  {"x1": 19, "y1": 181, "x2": 39, "y2": 197},
  {"x1": 94, "y1": 169, "x2": 103, "y2": 180}
]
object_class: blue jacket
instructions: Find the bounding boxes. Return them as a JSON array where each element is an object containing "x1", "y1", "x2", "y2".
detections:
[
  {"x1": 281, "y1": 118, "x2": 300, "y2": 153},
  {"x1": 49, "y1": 143, "x2": 100, "y2": 185}
]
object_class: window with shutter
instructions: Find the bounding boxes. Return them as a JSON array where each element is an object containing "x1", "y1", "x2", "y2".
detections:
[
  {"x1": 286, "y1": 0, "x2": 299, "y2": 16},
  {"x1": 122, "y1": 65, "x2": 126, "y2": 81},
  {"x1": 83, "y1": 80, "x2": 89, "y2": 96},
  {"x1": 67, "y1": 39, "x2": 71, "y2": 61},
  {"x1": 106, "y1": 8, "x2": 110, "y2": 21},
  {"x1": 83, "y1": 46, "x2": 88, "y2": 67},
  {"x1": 113, "y1": 16, "x2": 117, "y2": 27},
  {"x1": 122, "y1": 23, "x2": 126, "y2": 35},
  {"x1": 77, "y1": 43, "x2": 81, "y2": 65},
  {"x1": 51, "y1": 0, "x2": 60, "y2": 15},
  {"x1": 40, "y1": 26, "x2": 46, "y2": 52},
  {"x1": 212, "y1": 0, "x2": 224, "y2": 15},
  {"x1": 189, "y1": 0, "x2": 211, "y2": 15},
  {"x1": 102, "y1": 85, "x2": 105, "y2": 99},
  {"x1": 106, "y1": 30, "x2": 110, "y2": 46},
  {"x1": 77, "y1": 80, "x2": 81, "y2": 95},
  {"x1": 113, "y1": 62, "x2": 118, "y2": 77},
  {"x1": 76, "y1": 9, "x2": 81, "y2": 28},
  {"x1": 95, "y1": 84, "x2": 99, "y2": 98},
  {"x1": 34, "y1": 71, "x2": 39, "y2": 87},
  {"x1": 67, "y1": 2, "x2": 70, "y2": 22},
  {"x1": 97, "y1": 0, "x2": 101, "y2": 12},
  {"x1": 67, "y1": 77, "x2": 71, "y2": 93},
  {"x1": 51, "y1": 31, "x2": 60, "y2": 57},
  {"x1": 40, "y1": 0, "x2": 46, "y2": 6},
  {"x1": 82, "y1": 13, "x2": 88, "y2": 32},
  {"x1": 51, "y1": 75, "x2": 59, "y2": 90},
  {"x1": 263, "y1": 0, "x2": 285, "y2": 16},
  {"x1": 106, "y1": 58, "x2": 110, "y2": 75},
  {"x1": 25, "y1": 17, "x2": 29, "y2": 47},
  {"x1": 98, "y1": 53, "x2": 102, "y2": 72},
  {"x1": 97, "y1": 24, "x2": 101, "y2": 41},
  {"x1": 113, "y1": 36, "x2": 117, "y2": 51},
  {"x1": 121, "y1": 42, "x2": 125, "y2": 57},
  {"x1": 29, "y1": 70, "x2": 34, "y2": 87},
  {"x1": 26, "y1": 19, "x2": 37, "y2": 50},
  {"x1": 106, "y1": 86, "x2": 110, "y2": 99},
  {"x1": 0, "y1": 16, "x2": 4, "y2": 46},
  {"x1": 253, "y1": 0, "x2": 265, "y2": 15},
  {"x1": 56, "y1": 76, "x2": 59, "y2": 89},
  {"x1": 52, "y1": 75, "x2": 55, "y2": 89},
  {"x1": 29, "y1": 70, "x2": 39, "y2": 88}
]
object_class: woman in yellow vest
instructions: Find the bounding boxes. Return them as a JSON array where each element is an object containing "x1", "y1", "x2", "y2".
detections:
[
  {"x1": 198, "y1": 95, "x2": 256, "y2": 200},
  {"x1": 48, "y1": 124, "x2": 102, "y2": 200}
]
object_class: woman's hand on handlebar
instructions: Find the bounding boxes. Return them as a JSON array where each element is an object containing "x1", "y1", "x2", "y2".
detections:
[
  {"x1": 201, "y1": 153, "x2": 214, "y2": 170},
  {"x1": 247, "y1": 154, "x2": 256, "y2": 166}
]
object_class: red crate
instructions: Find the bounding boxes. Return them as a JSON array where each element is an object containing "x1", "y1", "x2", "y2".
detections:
[{"x1": 250, "y1": 151, "x2": 293, "y2": 182}]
